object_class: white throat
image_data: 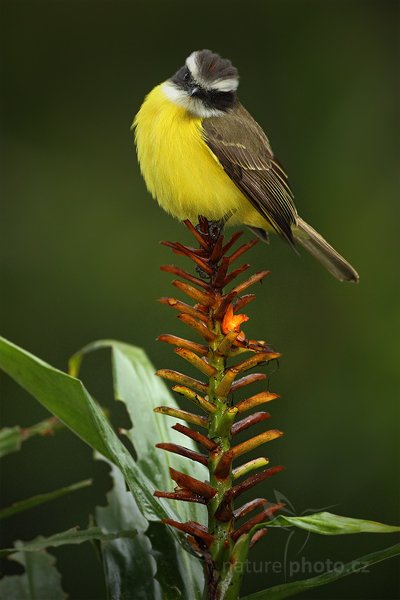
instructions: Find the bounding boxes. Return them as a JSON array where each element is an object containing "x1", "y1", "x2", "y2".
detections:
[{"x1": 162, "y1": 81, "x2": 225, "y2": 118}]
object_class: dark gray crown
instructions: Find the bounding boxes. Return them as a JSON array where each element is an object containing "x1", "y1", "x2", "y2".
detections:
[{"x1": 186, "y1": 50, "x2": 239, "y2": 91}]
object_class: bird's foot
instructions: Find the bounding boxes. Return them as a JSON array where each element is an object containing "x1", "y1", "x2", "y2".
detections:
[
  {"x1": 195, "y1": 212, "x2": 233, "y2": 243},
  {"x1": 208, "y1": 219, "x2": 225, "y2": 242}
]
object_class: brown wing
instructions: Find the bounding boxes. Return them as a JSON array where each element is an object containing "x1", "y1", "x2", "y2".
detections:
[{"x1": 202, "y1": 102, "x2": 297, "y2": 244}]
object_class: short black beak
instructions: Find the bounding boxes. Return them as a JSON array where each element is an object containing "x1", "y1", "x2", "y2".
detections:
[{"x1": 189, "y1": 86, "x2": 201, "y2": 98}]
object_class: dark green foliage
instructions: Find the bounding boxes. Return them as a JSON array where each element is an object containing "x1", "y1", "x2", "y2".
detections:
[{"x1": 0, "y1": 336, "x2": 398, "y2": 599}]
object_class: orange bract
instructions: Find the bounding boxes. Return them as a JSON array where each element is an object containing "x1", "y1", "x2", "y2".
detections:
[{"x1": 221, "y1": 303, "x2": 249, "y2": 336}]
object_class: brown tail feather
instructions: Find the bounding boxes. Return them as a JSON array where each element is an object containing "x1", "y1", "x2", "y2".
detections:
[{"x1": 294, "y1": 218, "x2": 359, "y2": 283}]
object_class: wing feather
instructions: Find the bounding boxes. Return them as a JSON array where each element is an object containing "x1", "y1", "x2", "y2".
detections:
[{"x1": 203, "y1": 102, "x2": 297, "y2": 244}]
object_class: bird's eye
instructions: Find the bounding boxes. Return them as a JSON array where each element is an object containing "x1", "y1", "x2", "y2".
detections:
[{"x1": 183, "y1": 69, "x2": 190, "y2": 82}]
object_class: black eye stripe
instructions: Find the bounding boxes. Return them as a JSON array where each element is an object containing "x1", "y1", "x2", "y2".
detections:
[
  {"x1": 208, "y1": 89, "x2": 231, "y2": 100},
  {"x1": 206, "y1": 90, "x2": 236, "y2": 111},
  {"x1": 193, "y1": 88, "x2": 236, "y2": 111}
]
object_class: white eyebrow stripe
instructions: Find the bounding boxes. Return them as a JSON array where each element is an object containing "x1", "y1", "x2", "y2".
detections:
[
  {"x1": 212, "y1": 78, "x2": 239, "y2": 92},
  {"x1": 186, "y1": 52, "x2": 199, "y2": 80}
]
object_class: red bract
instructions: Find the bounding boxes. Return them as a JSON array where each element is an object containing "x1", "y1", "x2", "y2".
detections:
[{"x1": 154, "y1": 217, "x2": 284, "y2": 599}]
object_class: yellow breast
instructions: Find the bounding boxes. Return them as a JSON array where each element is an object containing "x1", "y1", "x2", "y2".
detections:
[{"x1": 133, "y1": 83, "x2": 262, "y2": 225}]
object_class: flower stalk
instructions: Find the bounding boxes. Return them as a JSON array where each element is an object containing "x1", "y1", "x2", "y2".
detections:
[{"x1": 154, "y1": 217, "x2": 284, "y2": 600}]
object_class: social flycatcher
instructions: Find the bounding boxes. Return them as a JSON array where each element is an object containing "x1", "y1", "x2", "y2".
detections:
[{"x1": 133, "y1": 49, "x2": 359, "y2": 282}]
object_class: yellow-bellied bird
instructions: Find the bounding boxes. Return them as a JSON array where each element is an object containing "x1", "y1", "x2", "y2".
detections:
[{"x1": 134, "y1": 49, "x2": 359, "y2": 282}]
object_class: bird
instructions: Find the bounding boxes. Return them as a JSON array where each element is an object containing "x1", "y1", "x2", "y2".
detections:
[{"x1": 133, "y1": 49, "x2": 359, "y2": 283}]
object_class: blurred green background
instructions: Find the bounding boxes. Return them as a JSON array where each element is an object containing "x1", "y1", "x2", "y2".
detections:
[{"x1": 1, "y1": 0, "x2": 399, "y2": 598}]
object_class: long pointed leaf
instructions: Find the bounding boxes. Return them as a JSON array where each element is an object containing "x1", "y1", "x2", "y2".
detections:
[
  {"x1": 256, "y1": 511, "x2": 400, "y2": 535},
  {"x1": 0, "y1": 336, "x2": 173, "y2": 523},
  {"x1": 0, "y1": 526, "x2": 136, "y2": 557},
  {"x1": 0, "y1": 479, "x2": 92, "y2": 520},
  {"x1": 241, "y1": 542, "x2": 400, "y2": 599}
]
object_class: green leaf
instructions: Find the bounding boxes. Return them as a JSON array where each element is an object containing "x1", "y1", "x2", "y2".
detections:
[
  {"x1": 96, "y1": 458, "x2": 202, "y2": 600},
  {"x1": 259, "y1": 511, "x2": 400, "y2": 535},
  {"x1": 71, "y1": 340, "x2": 205, "y2": 596},
  {"x1": 241, "y1": 542, "x2": 400, "y2": 600},
  {"x1": 0, "y1": 479, "x2": 92, "y2": 521},
  {"x1": 0, "y1": 546, "x2": 65, "y2": 600},
  {"x1": 147, "y1": 521, "x2": 199, "y2": 600},
  {"x1": 0, "y1": 337, "x2": 111, "y2": 459},
  {"x1": 0, "y1": 426, "x2": 21, "y2": 458},
  {"x1": 0, "y1": 525, "x2": 136, "y2": 557},
  {"x1": 96, "y1": 458, "x2": 159, "y2": 600},
  {"x1": 0, "y1": 336, "x2": 173, "y2": 523},
  {"x1": 70, "y1": 339, "x2": 206, "y2": 526},
  {"x1": 0, "y1": 337, "x2": 205, "y2": 593}
]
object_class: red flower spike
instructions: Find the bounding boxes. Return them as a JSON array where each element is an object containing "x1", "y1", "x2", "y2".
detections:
[{"x1": 154, "y1": 218, "x2": 285, "y2": 599}]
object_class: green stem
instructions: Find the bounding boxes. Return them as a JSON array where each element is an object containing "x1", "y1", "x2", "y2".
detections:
[
  {"x1": 204, "y1": 317, "x2": 245, "y2": 600},
  {"x1": 21, "y1": 416, "x2": 63, "y2": 440}
]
